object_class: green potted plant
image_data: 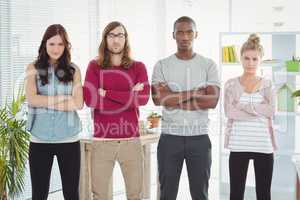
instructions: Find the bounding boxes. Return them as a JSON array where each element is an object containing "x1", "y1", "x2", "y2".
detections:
[
  {"x1": 286, "y1": 56, "x2": 300, "y2": 72},
  {"x1": 147, "y1": 111, "x2": 161, "y2": 129},
  {"x1": 0, "y1": 88, "x2": 30, "y2": 200}
]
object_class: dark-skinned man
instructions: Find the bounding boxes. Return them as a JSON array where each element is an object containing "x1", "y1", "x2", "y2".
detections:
[{"x1": 152, "y1": 16, "x2": 220, "y2": 200}]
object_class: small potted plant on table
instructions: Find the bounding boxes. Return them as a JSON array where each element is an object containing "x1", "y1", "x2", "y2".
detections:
[{"x1": 147, "y1": 112, "x2": 161, "y2": 129}]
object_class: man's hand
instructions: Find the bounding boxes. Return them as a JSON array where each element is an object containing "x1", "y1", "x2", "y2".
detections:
[
  {"x1": 98, "y1": 88, "x2": 106, "y2": 97},
  {"x1": 132, "y1": 83, "x2": 144, "y2": 91},
  {"x1": 156, "y1": 82, "x2": 172, "y2": 94},
  {"x1": 192, "y1": 87, "x2": 206, "y2": 98}
]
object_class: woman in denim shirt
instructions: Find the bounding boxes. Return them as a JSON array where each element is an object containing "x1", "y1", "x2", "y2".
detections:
[{"x1": 25, "y1": 24, "x2": 83, "y2": 200}]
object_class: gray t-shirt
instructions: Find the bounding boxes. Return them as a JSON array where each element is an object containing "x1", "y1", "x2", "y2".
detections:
[{"x1": 152, "y1": 53, "x2": 220, "y2": 136}]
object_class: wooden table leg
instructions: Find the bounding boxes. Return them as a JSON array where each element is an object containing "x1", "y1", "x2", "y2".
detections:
[{"x1": 142, "y1": 144, "x2": 151, "y2": 199}]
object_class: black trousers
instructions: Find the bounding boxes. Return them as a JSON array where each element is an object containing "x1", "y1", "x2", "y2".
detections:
[
  {"x1": 229, "y1": 152, "x2": 274, "y2": 200},
  {"x1": 157, "y1": 134, "x2": 212, "y2": 200},
  {"x1": 29, "y1": 141, "x2": 80, "y2": 200}
]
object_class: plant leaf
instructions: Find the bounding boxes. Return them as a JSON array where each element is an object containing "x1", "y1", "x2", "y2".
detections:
[{"x1": 292, "y1": 90, "x2": 300, "y2": 97}]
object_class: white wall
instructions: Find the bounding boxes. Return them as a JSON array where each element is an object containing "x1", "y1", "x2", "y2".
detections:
[
  {"x1": 231, "y1": 0, "x2": 300, "y2": 32},
  {"x1": 164, "y1": 0, "x2": 229, "y2": 60}
]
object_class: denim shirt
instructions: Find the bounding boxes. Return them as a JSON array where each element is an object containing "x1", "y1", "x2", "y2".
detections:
[{"x1": 26, "y1": 66, "x2": 81, "y2": 141}]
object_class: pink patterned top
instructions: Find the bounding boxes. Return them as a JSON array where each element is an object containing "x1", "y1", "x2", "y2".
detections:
[{"x1": 224, "y1": 77, "x2": 277, "y2": 152}]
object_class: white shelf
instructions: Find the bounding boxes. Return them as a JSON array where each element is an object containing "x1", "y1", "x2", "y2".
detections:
[
  {"x1": 275, "y1": 71, "x2": 300, "y2": 76},
  {"x1": 276, "y1": 111, "x2": 300, "y2": 116},
  {"x1": 221, "y1": 62, "x2": 240, "y2": 65},
  {"x1": 221, "y1": 61, "x2": 283, "y2": 68}
]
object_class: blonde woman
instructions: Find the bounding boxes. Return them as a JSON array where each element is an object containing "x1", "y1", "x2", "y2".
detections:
[{"x1": 224, "y1": 34, "x2": 277, "y2": 200}]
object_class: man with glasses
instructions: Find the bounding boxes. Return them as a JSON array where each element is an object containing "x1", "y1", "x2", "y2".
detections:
[
  {"x1": 83, "y1": 21, "x2": 150, "y2": 200},
  {"x1": 152, "y1": 16, "x2": 220, "y2": 200}
]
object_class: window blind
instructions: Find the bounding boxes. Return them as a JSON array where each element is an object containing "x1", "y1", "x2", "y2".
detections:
[{"x1": 0, "y1": 0, "x2": 98, "y2": 198}]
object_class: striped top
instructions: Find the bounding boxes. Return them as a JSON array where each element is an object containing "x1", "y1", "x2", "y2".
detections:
[{"x1": 228, "y1": 92, "x2": 273, "y2": 153}]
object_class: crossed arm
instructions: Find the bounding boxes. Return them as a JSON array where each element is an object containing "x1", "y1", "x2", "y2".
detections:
[
  {"x1": 25, "y1": 63, "x2": 83, "y2": 111},
  {"x1": 83, "y1": 62, "x2": 150, "y2": 111},
  {"x1": 224, "y1": 81, "x2": 275, "y2": 120},
  {"x1": 151, "y1": 82, "x2": 220, "y2": 110}
]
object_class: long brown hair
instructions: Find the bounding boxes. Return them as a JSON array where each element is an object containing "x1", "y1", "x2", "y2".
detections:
[
  {"x1": 35, "y1": 24, "x2": 75, "y2": 85},
  {"x1": 98, "y1": 21, "x2": 133, "y2": 69}
]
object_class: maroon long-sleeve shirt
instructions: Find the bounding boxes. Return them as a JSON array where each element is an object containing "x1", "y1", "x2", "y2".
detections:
[{"x1": 83, "y1": 60, "x2": 150, "y2": 138}]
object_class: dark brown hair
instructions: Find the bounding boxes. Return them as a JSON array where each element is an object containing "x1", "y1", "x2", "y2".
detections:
[
  {"x1": 97, "y1": 21, "x2": 133, "y2": 69},
  {"x1": 35, "y1": 24, "x2": 75, "y2": 85}
]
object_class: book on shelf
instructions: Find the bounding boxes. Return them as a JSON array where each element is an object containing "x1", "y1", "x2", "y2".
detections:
[{"x1": 222, "y1": 45, "x2": 238, "y2": 63}]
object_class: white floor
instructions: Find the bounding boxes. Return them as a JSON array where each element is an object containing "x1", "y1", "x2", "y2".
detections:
[
  {"x1": 48, "y1": 177, "x2": 228, "y2": 200},
  {"x1": 47, "y1": 136, "x2": 229, "y2": 200}
]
